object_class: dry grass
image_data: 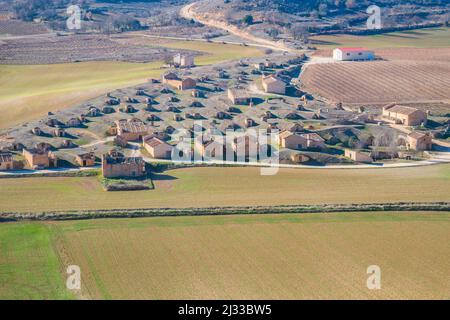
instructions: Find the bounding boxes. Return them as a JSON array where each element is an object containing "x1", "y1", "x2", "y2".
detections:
[
  {"x1": 0, "y1": 39, "x2": 263, "y2": 130},
  {"x1": 53, "y1": 212, "x2": 450, "y2": 299},
  {"x1": 0, "y1": 61, "x2": 163, "y2": 130},
  {"x1": 0, "y1": 165, "x2": 449, "y2": 213}
]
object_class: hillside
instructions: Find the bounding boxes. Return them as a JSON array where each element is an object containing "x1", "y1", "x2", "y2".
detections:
[
  {"x1": 2, "y1": 0, "x2": 449, "y2": 37},
  {"x1": 185, "y1": 0, "x2": 450, "y2": 50}
]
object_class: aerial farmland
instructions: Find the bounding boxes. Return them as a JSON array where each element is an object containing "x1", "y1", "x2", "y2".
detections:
[{"x1": 0, "y1": 0, "x2": 449, "y2": 304}]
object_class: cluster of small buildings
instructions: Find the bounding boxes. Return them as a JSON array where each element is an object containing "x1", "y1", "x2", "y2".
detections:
[{"x1": 1, "y1": 50, "x2": 441, "y2": 176}]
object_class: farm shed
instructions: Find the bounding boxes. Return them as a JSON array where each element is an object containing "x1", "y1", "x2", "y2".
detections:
[
  {"x1": 407, "y1": 132, "x2": 432, "y2": 151},
  {"x1": 102, "y1": 106, "x2": 115, "y2": 114},
  {"x1": 52, "y1": 127, "x2": 65, "y2": 137},
  {"x1": 244, "y1": 118, "x2": 256, "y2": 128},
  {"x1": 66, "y1": 117, "x2": 82, "y2": 127},
  {"x1": 46, "y1": 118, "x2": 62, "y2": 127},
  {"x1": 162, "y1": 72, "x2": 197, "y2": 90},
  {"x1": 75, "y1": 152, "x2": 96, "y2": 167},
  {"x1": 121, "y1": 105, "x2": 137, "y2": 113},
  {"x1": 173, "y1": 53, "x2": 195, "y2": 68},
  {"x1": 262, "y1": 75, "x2": 286, "y2": 95},
  {"x1": 333, "y1": 47, "x2": 375, "y2": 61},
  {"x1": 87, "y1": 107, "x2": 101, "y2": 117},
  {"x1": 382, "y1": 104, "x2": 427, "y2": 126},
  {"x1": 344, "y1": 149, "x2": 373, "y2": 163},
  {"x1": 60, "y1": 140, "x2": 75, "y2": 148},
  {"x1": 143, "y1": 137, "x2": 173, "y2": 159},
  {"x1": 31, "y1": 127, "x2": 42, "y2": 136},
  {"x1": 228, "y1": 88, "x2": 252, "y2": 105},
  {"x1": 23, "y1": 148, "x2": 57, "y2": 169}
]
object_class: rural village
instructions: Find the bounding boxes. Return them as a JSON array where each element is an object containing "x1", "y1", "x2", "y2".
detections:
[
  {"x1": 1, "y1": 45, "x2": 449, "y2": 190},
  {"x1": 0, "y1": 0, "x2": 449, "y2": 301}
]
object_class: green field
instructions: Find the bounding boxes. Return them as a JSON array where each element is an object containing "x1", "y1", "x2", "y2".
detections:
[
  {"x1": 1, "y1": 212, "x2": 449, "y2": 299},
  {"x1": 0, "y1": 223, "x2": 73, "y2": 299},
  {"x1": 310, "y1": 27, "x2": 450, "y2": 49},
  {"x1": 0, "y1": 165, "x2": 449, "y2": 213},
  {"x1": 0, "y1": 39, "x2": 263, "y2": 130}
]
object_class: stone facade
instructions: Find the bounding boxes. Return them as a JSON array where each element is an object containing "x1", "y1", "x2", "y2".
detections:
[
  {"x1": 407, "y1": 132, "x2": 433, "y2": 151},
  {"x1": 344, "y1": 149, "x2": 373, "y2": 163},
  {"x1": 262, "y1": 75, "x2": 286, "y2": 94},
  {"x1": 162, "y1": 72, "x2": 197, "y2": 90},
  {"x1": 382, "y1": 104, "x2": 427, "y2": 126},
  {"x1": 279, "y1": 131, "x2": 325, "y2": 150},
  {"x1": 23, "y1": 149, "x2": 57, "y2": 169},
  {"x1": 143, "y1": 136, "x2": 173, "y2": 159},
  {"x1": 101, "y1": 151, "x2": 146, "y2": 178},
  {"x1": 75, "y1": 152, "x2": 96, "y2": 167},
  {"x1": 228, "y1": 88, "x2": 252, "y2": 105},
  {"x1": 0, "y1": 152, "x2": 13, "y2": 171}
]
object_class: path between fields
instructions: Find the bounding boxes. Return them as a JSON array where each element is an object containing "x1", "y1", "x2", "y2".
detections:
[
  {"x1": 180, "y1": 2, "x2": 296, "y2": 53},
  {"x1": 133, "y1": 33, "x2": 266, "y2": 49}
]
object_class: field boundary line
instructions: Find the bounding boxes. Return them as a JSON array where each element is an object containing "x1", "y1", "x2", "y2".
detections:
[{"x1": 1, "y1": 202, "x2": 449, "y2": 222}]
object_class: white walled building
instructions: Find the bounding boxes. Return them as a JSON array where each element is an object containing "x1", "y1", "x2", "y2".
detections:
[
  {"x1": 333, "y1": 47, "x2": 375, "y2": 61},
  {"x1": 173, "y1": 53, "x2": 195, "y2": 67}
]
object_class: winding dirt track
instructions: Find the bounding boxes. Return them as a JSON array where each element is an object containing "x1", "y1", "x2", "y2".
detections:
[{"x1": 180, "y1": 1, "x2": 294, "y2": 52}]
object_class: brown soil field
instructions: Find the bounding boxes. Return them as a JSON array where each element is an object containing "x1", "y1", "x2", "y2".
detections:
[
  {"x1": 375, "y1": 47, "x2": 450, "y2": 62},
  {"x1": 0, "y1": 34, "x2": 185, "y2": 65},
  {"x1": 301, "y1": 59, "x2": 450, "y2": 104},
  {"x1": 0, "y1": 165, "x2": 449, "y2": 213},
  {"x1": 54, "y1": 212, "x2": 450, "y2": 299},
  {"x1": 0, "y1": 15, "x2": 49, "y2": 36}
]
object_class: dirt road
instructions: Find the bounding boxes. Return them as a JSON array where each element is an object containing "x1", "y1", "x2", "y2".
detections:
[{"x1": 180, "y1": 2, "x2": 295, "y2": 53}]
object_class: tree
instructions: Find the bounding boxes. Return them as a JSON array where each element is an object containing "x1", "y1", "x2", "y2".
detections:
[
  {"x1": 291, "y1": 24, "x2": 309, "y2": 42},
  {"x1": 243, "y1": 15, "x2": 254, "y2": 25},
  {"x1": 266, "y1": 28, "x2": 279, "y2": 38}
]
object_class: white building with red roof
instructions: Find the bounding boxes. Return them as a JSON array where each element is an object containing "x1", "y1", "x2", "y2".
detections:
[{"x1": 333, "y1": 47, "x2": 375, "y2": 61}]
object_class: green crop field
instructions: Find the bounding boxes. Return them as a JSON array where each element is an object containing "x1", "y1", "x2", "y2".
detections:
[
  {"x1": 0, "y1": 223, "x2": 74, "y2": 299},
  {"x1": 1, "y1": 212, "x2": 449, "y2": 299},
  {"x1": 310, "y1": 27, "x2": 450, "y2": 49},
  {"x1": 0, "y1": 165, "x2": 449, "y2": 213},
  {"x1": 0, "y1": 40, "x2": 263, "y2": 130}
]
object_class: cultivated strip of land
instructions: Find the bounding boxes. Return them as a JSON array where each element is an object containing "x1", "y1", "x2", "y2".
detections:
[
  {"x1": 0, "y1": 165, "x2": 449, "y2": 213},
  {"x1": 2, "y1": 212, "x2": 449, "y2": 299}
]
